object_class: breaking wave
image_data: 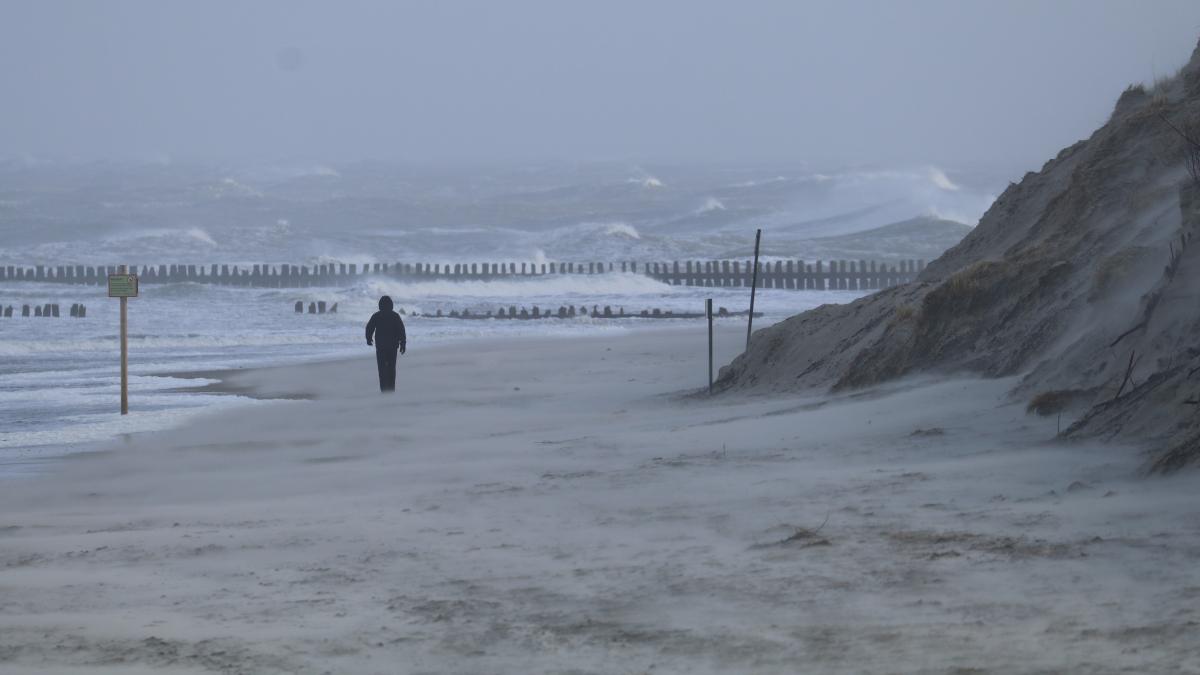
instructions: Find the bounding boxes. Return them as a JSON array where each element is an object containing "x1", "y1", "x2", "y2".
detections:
[
  {"x1": 364, "y1": 272, "x2": 669, "y2": 300},
  {"x1": 928, "y1": 167, "x2": 960, "y2": 191},
  {"x1": 602, "y1": 223, "x2": 641, "y2": 239}
]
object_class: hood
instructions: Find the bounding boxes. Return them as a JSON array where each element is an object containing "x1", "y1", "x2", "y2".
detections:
[{"x1": 378, "y1": 295, "x2": 393, "y2": 311}]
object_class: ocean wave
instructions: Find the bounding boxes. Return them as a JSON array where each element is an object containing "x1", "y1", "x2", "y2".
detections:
[
  {"x1": 627, "y1": 167, "x2": 664, "y2": 188},
  {"x1": 928, "y1": 167, "x2": 960, "y2": 191},
  {"x1": 0, "y1": 163, "x2": 1001, "y2": 266},
  {"x1": 235, "y1": 162, "x2": 342, "y2": 182},
  {"x1": 215, "y1": 177, "x2": 264, "y2": 198},
  {"x1": 601, "y1": 223, "x2": 641, "y2": 239},
  {"x1": 185, "y1": 227, "x2": 219, "y2": 247},
  {"x1": 729, "y1": 176, "x2": 789, "y2": 188},
  {"x1": 362, "y1": 272, "x2": 671, "y2": 300},
  {"x1": 0, "y1": 330, "x2": 361, "y2": 357}
]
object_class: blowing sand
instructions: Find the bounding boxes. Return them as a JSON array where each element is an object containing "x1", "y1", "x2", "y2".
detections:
[{"x1": 1, "y1": 327, "x2": 1199, "y2": 674}]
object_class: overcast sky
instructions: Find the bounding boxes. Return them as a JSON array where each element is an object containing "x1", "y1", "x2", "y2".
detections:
[{"x1": 2, "y1": 1, "x2": 1199, "y2": 169}]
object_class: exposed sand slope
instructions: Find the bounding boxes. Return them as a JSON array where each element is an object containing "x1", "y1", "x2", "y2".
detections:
[
  {"x1": 2, "y1": 328, "x2": 1199, "y2": 673},
  {"x1": 717, "y1": 40, "x2": 1200, "y2": 468}
]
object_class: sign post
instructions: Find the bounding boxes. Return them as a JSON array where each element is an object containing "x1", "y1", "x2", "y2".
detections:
[
  {"x1": 706, "y1": 298, "x2": 714, "y2": 394},
  {"x1": 108, "y1": 267, "x2": 138, "y2": 415}
]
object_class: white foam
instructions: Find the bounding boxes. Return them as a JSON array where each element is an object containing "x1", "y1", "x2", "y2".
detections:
[
  {"x1": 0, "y1": 391, "x2": 270, "y2": 452},
  {"x1": 216, "y1": 177, "x2": 264, "y2": 198},
  {"x1": 602, "y1": 223, "x2": 641, "y2": 239},
  {"x1": 185, "y1": 227, "x2": 218, "y2": 247},
  {"x1": 0, "y1": 331, "x2": 359, "y2": 357},
  {"x1": 363, "y1": 272, "x2": 672, "y2": 299},
  {"x1": 928, "y1": 166, "x2": 961, "y2": 191}
]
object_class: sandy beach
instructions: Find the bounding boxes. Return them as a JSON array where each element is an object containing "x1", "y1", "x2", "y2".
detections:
[{"x1": 2, "y1": 326, "x2": 1199, "y2": 674}]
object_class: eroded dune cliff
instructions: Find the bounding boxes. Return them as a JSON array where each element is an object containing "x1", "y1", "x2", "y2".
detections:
[{"x1": 718, "y1": 39, "x2": 1200, "y2": 469}]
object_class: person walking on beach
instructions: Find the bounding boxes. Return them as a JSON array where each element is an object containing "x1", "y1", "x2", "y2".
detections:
[{"x1": 365, "y1": 295, "x2": 406, "y2": 392}]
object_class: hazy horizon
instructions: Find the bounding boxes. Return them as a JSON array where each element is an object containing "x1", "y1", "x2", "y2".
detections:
[{"x1": 3, "y1": 1, "x2": 1200, "y2": 170}]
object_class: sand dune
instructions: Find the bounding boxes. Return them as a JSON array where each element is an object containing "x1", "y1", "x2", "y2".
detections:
[
  {"x1": 2, "y1": 328, "x2": 1198, "y2": 673},
  {"x1": 717, "y1": 40, "x2": 1200, "y2": 470}
]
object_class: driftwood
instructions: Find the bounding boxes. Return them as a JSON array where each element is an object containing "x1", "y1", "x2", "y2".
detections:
[
  {"x1": 1112, "y1": 351, "x2": 1138, "y2": 402},
  {"x1": 1158, "y1": 112, "x2": 1200, "y2": 184},
  {"x1": 1166, "y1": 232, "x2": 1187, "y2": 281},
  {"x1": 1109, "y1": 224, "x2": 1189, "y2": 351},
  {"x1": 1110, "y1": 322, "x2": 1146, "y2": 348}
]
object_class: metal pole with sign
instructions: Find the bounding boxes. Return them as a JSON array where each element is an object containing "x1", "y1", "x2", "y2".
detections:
[{"x1": 108, "y1": 266, "x2": 138, "y2": 415}]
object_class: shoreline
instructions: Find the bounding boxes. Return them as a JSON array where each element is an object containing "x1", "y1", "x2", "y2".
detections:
[
  {"x1": 158, "y1": 367, "x2": 319, "y2": 400},
  {"x1": 1, "y1": 325, "x2": 708, "y2": 477},
  {"x1": 157, "y1": 325, "x2": 715, "y2": 400}
]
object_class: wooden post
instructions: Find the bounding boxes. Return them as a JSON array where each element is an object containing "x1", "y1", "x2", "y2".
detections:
[
  {"x1": 746, "y1": 228, "x2": 761, "y2": 351},
  {"x1": 707, "y1": 298, "x2": 714, "y2": 394},
  {"x1": 119, "y1": 265, "x2": 129, "y2": 415}
]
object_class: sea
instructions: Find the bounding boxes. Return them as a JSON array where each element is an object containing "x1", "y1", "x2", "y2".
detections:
[{"x1": 0, "y1": 158, "x2": 1002, "y2": 475}]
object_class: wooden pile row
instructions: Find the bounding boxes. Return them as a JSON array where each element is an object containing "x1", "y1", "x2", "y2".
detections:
[{"x1": 0, "y1": 303, "x2": 88, "y2": 317}]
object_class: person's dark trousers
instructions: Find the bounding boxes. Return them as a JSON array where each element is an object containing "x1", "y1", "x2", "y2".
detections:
[{"x1": 375, "y1": 348, "x2": 398, "y2": 392}]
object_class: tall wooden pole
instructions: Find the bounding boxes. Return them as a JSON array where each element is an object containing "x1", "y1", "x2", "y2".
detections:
[
  {"x1": 119, "y1": 264, "x2": 128, "y2": 415},
  {"x1": 746, "y1": 228, "x2": 762, "y2": 351},
  {"x1": 706, "y1": 298, "x2": 714, "y2": 394}
]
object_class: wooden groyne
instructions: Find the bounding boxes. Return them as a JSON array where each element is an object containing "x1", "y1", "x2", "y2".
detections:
[
  {"x1": 442, "y1": 305, "x2": 761, "y2": 320},
  {"x1": 0, "y1": 259, "x2": 923, "y2": 290},
  {"x1": 291, "y1": 304, "x2": 759, "y2": 320},
  {"x1": 296, "y1": 301, "x2": 338, "y2": 314}
]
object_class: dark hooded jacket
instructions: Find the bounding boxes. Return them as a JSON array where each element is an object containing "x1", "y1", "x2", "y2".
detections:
[{"x1": 365, "y1": 296, "x2": 406, "y2": 351}]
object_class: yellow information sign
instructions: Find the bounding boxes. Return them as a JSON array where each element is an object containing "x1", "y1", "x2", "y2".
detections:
[{"x1": 107, "y1": 274, "x2": 138, "y2": 298}]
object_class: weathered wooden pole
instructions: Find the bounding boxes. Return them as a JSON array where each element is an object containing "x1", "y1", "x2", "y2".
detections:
[
  {"x1": 707, "y1": 297, "x2": 714, "y2": 394},
  {"x1": 746, "y1": 228, "x2": 762, "y2": 351},
  {"x1": 117, "y1": 265, "x2": 130, "y2": 415}
]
